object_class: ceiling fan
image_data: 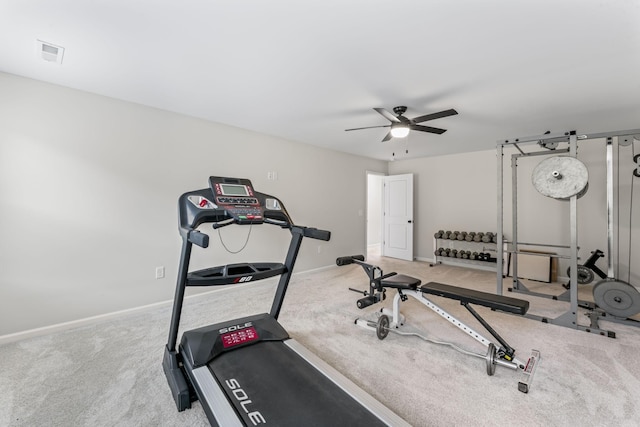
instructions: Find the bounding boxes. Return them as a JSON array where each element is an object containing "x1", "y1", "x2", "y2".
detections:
[{"x1": 345, "y1": 106, "x2": 458, "y2": 142}]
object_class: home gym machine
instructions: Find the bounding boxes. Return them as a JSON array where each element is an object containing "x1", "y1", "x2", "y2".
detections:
[
  {"x1": 337, "y1": 255, "x2": 540, "y2": 393},
  {"x1": 163, "y1": 176, "x2": 409, "y2": 427},
  {"x1": 497, "y1": 129, "x2": 640, "y2": 337}
]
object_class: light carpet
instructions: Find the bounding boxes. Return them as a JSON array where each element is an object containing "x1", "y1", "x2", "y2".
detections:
[{"x1": 1, "y1": 253, "x2": 639, "y2": 426}]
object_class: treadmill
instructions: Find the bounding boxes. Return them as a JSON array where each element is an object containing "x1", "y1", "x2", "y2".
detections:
[{"x1": 163, "y1": 176, "x2": 408, "y2": 427}]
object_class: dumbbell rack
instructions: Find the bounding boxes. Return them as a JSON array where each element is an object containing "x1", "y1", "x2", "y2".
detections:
[{"x1": 431, "y1": 232, "x2": 506, "y2": 273}]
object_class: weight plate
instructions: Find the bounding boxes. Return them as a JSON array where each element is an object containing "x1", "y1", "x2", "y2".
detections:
[
  {"x1": 566, "y1": 265, "x2": 595, "y2": 284},
  {"x1": 592, "y1": 279, "x2": 640, "y2": 318},
  {"x1": 485, "y1": 343, "x2": 496, "y2": 376},
  {"x1": 376, "y1": 314, "x2": 390, "y2": 340},
  {"x1": 532, "y1": 156, "x2": 589, "y2": 199}
]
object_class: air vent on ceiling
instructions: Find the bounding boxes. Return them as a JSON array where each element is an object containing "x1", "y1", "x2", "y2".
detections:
[{"x1": 36, "y1": 40, "x2": 65, "y2": 64}]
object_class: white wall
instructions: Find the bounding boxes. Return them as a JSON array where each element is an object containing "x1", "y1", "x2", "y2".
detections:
[
  {"x1": 0, "y1": 73, "x2": 387, "y2": 335},
  {"x1": 366, "y1": 173, "x2": 383, "y2": 246}
]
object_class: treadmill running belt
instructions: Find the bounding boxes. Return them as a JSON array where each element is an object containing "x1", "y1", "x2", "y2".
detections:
[{"x1": 209, "y1": 340, "x2": 387, "y2": 426}]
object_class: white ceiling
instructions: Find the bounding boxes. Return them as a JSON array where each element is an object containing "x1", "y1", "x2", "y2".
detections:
[{"x1": 1, "y1": 0, "x2": 639, "y2": 161}]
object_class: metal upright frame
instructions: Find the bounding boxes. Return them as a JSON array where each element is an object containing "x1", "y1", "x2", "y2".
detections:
[{"x1": 497, "y1": 128, "x2": 640, "y2": 338}]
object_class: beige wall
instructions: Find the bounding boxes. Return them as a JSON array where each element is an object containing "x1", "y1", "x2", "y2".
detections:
[
  {"x1": 2, "y1": 71, "x2": 638, "y2": 337},
  {"x1": 388, "y1": 150, "x2": 499, "y2": 260},
  {"x1": 0, "y1": 73, "x2": 387, "y2": 335}
]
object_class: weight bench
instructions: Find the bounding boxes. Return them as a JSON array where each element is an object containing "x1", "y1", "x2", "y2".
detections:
[
  {"x1": 337, "y1": 255, "x2": 540, "y2": 393},
  {"x1": 420, "y1": 282, "x2": 529, "y2": 315}
]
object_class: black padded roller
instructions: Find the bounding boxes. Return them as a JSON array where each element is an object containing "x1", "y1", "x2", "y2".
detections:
[{"x1": 336, "y1": 255, "x2": 365, "y2": 266}]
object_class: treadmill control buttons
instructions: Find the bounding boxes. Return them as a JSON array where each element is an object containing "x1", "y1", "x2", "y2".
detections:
[
  {"x1": 221, "y1": 326, "x2": 259, "y2": 348},
  {"x1": 217, "y1": 197, "x2": 259, "y2": 205}
]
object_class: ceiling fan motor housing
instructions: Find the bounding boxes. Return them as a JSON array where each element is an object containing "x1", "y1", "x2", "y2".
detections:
[{"x1": 393, "y1": 106, "x2": 407, "y2": 116}]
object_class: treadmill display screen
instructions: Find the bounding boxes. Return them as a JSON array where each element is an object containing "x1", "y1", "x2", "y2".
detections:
[
  {"x1": 220, "y1": 184, "x2": 250, "y2": 197},
  {"x1": 221, "y1": 326, "x2": 259, "y2": 348}
]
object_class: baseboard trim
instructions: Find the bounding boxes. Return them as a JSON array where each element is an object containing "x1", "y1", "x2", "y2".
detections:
[
  {"x1": 0, "y1": 299, "x2": 172, "y2": 345},
  {"x1": 0, "y1": 264, "x2": 336, "y2": 345}
]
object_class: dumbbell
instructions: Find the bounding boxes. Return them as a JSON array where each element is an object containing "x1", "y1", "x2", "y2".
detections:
[
  {"x1": 434, "y1": 230, "x2": 444, "y2": 239},
  {"x1": 457, "y1": 232, "x2": 466, "y2": 241},
  {"x1": 461, "y1": 250, "x2": 470, "y2": 259},
  {"x1": 474, "y1": 232, "x2": 484, "y2": 242},
  {"x1": 444, "y1": 230, "x2": 453, "y2": 239},
  {"x1": 470, "y1": 252, "x2": 478, "y2": 260},
  {"x1": 465, "y1": 232, "x2": 475, "y2": 242},
  {"x1": 482, "y1": 232, "x2": 493, "y2": 243},
  {"x1": 450, "y1": 249, "x2": 458, "y2": 258}
]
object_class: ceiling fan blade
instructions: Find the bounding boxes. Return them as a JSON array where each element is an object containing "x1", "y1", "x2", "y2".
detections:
[
  {"x1": 374, "y1": 107, "x2": 401, "y2": 123},
  {"x1": 382, "y1": 131, "x2": 393, "y2": 142},
  {"x1": 345, "y1": 124, "x2": 391, "y2": 131},
  {"x1": 411, "y1": 124, "x2": 447, "y2": 134},
  {"x1": 412, "y1": 109, "x2": 458, "y2": 123}
]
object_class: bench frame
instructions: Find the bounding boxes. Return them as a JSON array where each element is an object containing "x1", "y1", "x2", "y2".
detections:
[{"x1": 382, "y1": 288, "x2": 523, "y2": 366}]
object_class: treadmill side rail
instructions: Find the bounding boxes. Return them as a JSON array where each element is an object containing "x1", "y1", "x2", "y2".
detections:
[{"x1": 191, "y1": 366, "x2": 243, "y2": 427}]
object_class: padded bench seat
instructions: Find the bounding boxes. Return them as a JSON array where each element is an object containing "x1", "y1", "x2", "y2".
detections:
[
  {"x1": 419, "y1": 282, "x2": 529, "y2": 315},
  {"x1": 381, "y1": 274, "x2": 421, "y2": 290}
]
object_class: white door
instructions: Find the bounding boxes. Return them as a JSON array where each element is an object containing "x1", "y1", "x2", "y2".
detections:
[{"x1": 382, "y1": 174, "x2": 414, "y2": 261}]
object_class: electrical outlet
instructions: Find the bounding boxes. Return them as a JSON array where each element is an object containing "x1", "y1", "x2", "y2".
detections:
[{"x1": 155, "y1": 266, "x2": 165, "y2": 279}]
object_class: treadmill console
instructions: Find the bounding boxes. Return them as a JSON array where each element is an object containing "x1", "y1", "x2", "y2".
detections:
[
  {"x1": 209, "y1": 176, "x2": 264, "y2": 224},
  {"x1": 177, "y1": 176, "x2": 292, "y2": 239}
]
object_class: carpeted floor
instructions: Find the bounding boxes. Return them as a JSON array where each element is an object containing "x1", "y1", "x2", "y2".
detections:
[{"x1": 1, "y1": 252, "x2": 639, "y2": 426}]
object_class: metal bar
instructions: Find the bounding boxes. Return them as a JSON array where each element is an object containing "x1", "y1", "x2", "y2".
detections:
[
  {"x1": 505, "y1": 241, "x2": 574, "y2": 249},
  {"x1": 506, "y1": 250, "x2": 572, "y2": 259},
  {"x1": 463, "y1": 302, "x2": 514, "y2": 356},
  {"x1": 270, "y1": 228, "x2": 304, "y2": 319},
  {"x1": 606, "y1": 137, "x2": 615, "y2": 278},
  {"x1": 167, "y1": 240, "x2": 193, "y2": 351},
  {"x1": 579, "y1": 128, "x2": 640, "y2": 141},
  {"x1": 497, "y1": 142, "x2": 504, "y2": 295},
  {"x1": 499, "y1": 128, "x2": 640, "y2": 147},
  {"x1": 569, "y1": 133, "x2": 579, "y2": 317},
  {"x1": 499, "y1": 130, "x2": 574, "y2": 145},
  {"x1": 513, "y1": 148, "x2": 570, "y2": 159},
  {"x1": 511, "y1": 151, "x2": 519, "y2": 290}
]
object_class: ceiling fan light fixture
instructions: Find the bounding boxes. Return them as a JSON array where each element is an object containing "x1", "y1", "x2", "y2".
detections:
[{"x1": 390, "y1": 123, "x2": 410, "y2": 138}]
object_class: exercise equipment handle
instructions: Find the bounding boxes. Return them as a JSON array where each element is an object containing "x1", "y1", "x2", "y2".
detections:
[
  {"x1": 188, "y1": 230, "x2": 209, "y2": 248},
  {"x1": 302, "y1": 227, "x2": 331, "y2": 241},
  {"x1": 336, "y1": 255, "x2": 366, "y2": 266}
]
